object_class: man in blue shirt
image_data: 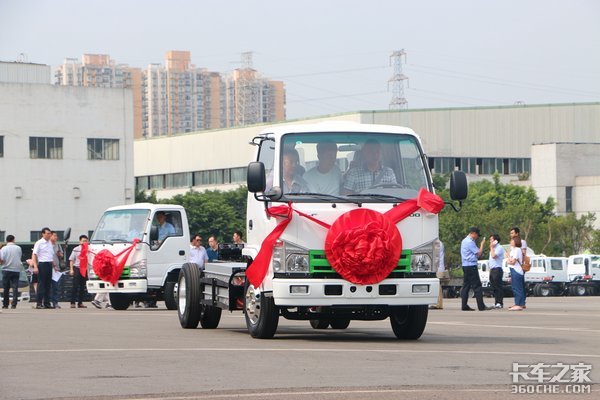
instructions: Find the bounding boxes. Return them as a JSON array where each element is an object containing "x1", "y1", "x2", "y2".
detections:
[
  {"x1": 156, "y1": 211, "x2": 176, "y2": 241},
  {"x1": 460, "y1": 227, "x2": 491, "y2": 311},
  {"x1": 488, "y1": 233, "x2": 505, "y2": 308}
]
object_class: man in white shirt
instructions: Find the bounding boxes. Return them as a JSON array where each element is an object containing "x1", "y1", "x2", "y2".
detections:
[
  {"x1": 304, "y1": 141, "x2": 343, "y2": 196},
  {"x1": 189, "y1": 235, "x2": 208, "y2": 270},
  {"x1": 32, "y1": 227, "x2": 55, "y2": 309},
  {"x1": 510, "y1": 227, "x2": 528, "y2": 256}
]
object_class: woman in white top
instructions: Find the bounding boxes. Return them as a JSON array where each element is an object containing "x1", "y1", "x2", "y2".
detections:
[{"x1": 507, "y1": 236, "x2": 526, "y2": 311}]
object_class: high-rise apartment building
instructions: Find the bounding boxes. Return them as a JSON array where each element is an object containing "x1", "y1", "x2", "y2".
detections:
[
  {"x1": 225, "y1": 67, "x2": 286, "y2": 127},
  {"x1": 55, "y1": 54, "x2": 143, "y2": 138},
  {"x1": 141, "y1": 51, "x2": 227, "y2": 136},
  {"x1": 57, "y1": 51, "x2": 285, "y2": 138}
]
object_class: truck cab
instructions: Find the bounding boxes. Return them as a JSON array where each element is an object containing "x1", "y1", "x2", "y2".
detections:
[
  {"x1": 86, "y1": 203, "x2": 189, "y2": 310},
  {"x1": 568, "y1": 254, "x2": 600, "y2": 296}
]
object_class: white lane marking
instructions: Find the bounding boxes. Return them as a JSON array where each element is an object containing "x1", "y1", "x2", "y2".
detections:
[
  {"x1": 430, "y1": 321, "x2": 600, "y2": 333},
  {"x1": 120, "y1": 388, "x2": 505, "y2": 400},
  {"x1": 2, "y1": 347, "x2": 599, "y2": 359}
]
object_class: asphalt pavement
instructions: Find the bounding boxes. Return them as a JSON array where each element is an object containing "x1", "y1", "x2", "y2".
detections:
[{"x1": 0, "y1": 297, "x2": 598, "y2": 400}]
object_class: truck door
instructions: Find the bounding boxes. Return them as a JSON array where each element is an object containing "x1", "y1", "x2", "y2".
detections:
[{"x1": 147, "y1": 210, "x2": 187, "y2": 287}]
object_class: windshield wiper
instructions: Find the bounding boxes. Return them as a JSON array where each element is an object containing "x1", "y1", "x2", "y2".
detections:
[
  {"x1": 347, "y1": 193, "x2": 409, "y2": 203},
  {"x1": 108, "y1": 238, "x2": 129, "y2": 243},
  {"x1": 90, "y1": 239, "x2": 107, "y2": 244},
  {"x1": 285, "y1": 192, "x2": 362, "y2": 205}
]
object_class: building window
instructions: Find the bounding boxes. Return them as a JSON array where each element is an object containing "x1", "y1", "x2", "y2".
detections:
[
  {"x1": 230, "y1": 167, "x2": 247, "y2": 183},
  {"x1": 30, "y1": 231, "x2": 41, "y2": 242},
  {"x1": 0, "y1": 136, "x2": 4, "y2": 157},
  {"x1": 165, "y1": 172, "x2": 193, "y2": 188},
  {"x1": 566, "y1": 186, "x2": 573, "y2": 212},
  {"x1": 149, "y1": 175, "x2": 165, "y2": 189},
  {"x1": 29, "y1": 137, "x2": 63, "y2": 159},
  {"x1": 0, "y1": 231, "x2": 5, "y2": 242},
  {"x1": 136, "y1": 177, "x2": 149, "y2": 191},
  {"x1": 88, "y1": 138, "x2": 119, "y2": 160}
]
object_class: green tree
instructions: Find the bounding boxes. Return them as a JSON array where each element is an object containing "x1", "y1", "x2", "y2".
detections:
[
  {"x1": 543, "y1": 213, "x2": 596, "y2": 255},
  {"x1": 135, "y1": 188, "x2": 157, "y2": 203}
]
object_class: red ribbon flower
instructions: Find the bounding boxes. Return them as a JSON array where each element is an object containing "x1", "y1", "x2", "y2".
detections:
[
  {"x1": 92, "y1": 239, "x2": 140, "y2": 285},
  {"x1": 325, "y1": 209, "x2": 402, "y2": 285}
]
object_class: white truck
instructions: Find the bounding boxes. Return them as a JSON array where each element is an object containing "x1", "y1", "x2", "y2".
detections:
[
  {"x1": 175, "y1": 122, "x2": 467, "y2": 339},
  {"x1": 86, "y1": 204, "x2": 189, "y2": 310},
  {"x1": 567, "y1": 254, "x2": 600, "y2": 296},
  {"x1": 523, "y1": 255, "x2": 569, "y2": 296}
]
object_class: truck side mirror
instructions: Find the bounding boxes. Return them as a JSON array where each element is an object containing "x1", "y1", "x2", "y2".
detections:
[
  {"x1": 449, "y1": 170, "x2": 468, "y2": 201},
  {"x1": 150, "y1": 225, "x2": 159, "y2": 242},
  {"x1": 247, "y1": 162, "x2": 266, "y2": 193},
  {"x1": 64, "y1": 227, "x2": 71, "y2": 242}
]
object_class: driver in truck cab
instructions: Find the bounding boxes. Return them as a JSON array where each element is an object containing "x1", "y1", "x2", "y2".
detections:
[
  {"x1": 342, "y1": 139, "x2": 397, "y2": 194},
  {"x1": 155, "y1": 211, "x2": 175, "y2": 242}
]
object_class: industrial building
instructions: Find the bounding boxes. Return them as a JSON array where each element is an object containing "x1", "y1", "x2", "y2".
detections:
[
  {"x1": 134, "y1": 102, "x2": 600, "y2": 227},
  {"x1": 0, "y1": 61, "x2": 135, "y2": 242}
]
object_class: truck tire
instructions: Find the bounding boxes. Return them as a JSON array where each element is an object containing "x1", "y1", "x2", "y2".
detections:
[
  {"x1": 164, "y1": 281, "x2": 178, "y2": 310},
  {"x1": 330, "y1": 319, "x2": 351, "y2": 329},
  {"x1": 389, "y1": 305, "x2": 428, "y2": 340},
  {"x1": 109, "y1": 293, "x2": 131, "y2": 310},
  {"x1": 178, "y1": 263, "x2": 202, "y2": 329},
  {"x1": 535, "y1": 284, "x2": 553, "y2": 297},
  {"x1": 569, "y1": 285, "x2": 587, "y2": 296},
  {"x1": 586, "y1": 286, "x2": 597, "y2": 296},
  {"x1": 244, "y1": 284, "x2": 279, "y2": 339},
  {"x1": 200, "y1": 305, "x2": 222, "y2": 329},
  {"x1": 310, "y1": 319, "x2": 330, "y2": 329}
]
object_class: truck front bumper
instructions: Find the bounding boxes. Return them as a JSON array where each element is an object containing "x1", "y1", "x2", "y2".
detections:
[
  {"x1": 86, "y1": 279, "x2": 147, "y2": 293},
  {"x1": 272, "y1": 278, "x2": 439, "y2": 306}
]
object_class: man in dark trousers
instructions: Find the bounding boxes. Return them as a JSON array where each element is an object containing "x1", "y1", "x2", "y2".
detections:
[
  {"x1": 32, "y1": 227, "x2": 55, "y2": 309},
  {"x1": 460, "y1": 227, "x2": 491, "y2": 311}
]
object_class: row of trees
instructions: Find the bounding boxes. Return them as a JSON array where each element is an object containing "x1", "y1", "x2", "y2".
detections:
[{"x1": 138, "y1": 175, "x2": 600, "y2": 264}]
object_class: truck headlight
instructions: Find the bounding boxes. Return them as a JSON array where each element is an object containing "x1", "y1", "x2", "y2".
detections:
[
  {"x1": 129, "y1": 259, "x2": 147, "y2": 277},
  {"x1": 272, "y1": 240, "x2": 309, "y2": 273},
  {"x1": 411, "y1": 240, "x2": 436, "y2": 272},
  {"x1": 286, "y1": 254, "x2": 309, "y2": 273}
]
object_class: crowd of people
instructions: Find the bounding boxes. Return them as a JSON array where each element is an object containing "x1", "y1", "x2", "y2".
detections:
[{"x1": 457, "y1": 226, "x2": 529, "y2": 312}]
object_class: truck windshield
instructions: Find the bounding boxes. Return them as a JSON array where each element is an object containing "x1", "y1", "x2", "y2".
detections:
[
  {"x1": 91, "y1": 209, "x2": 150, "y2": 243},
  {"x1": 279, "y1": 132, "x2": 430, "y2": 202}
]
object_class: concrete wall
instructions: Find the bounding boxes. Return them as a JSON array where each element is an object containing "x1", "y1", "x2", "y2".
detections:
[{"x1": 0, "y1": 83, "x2": 134, "y2": 241}]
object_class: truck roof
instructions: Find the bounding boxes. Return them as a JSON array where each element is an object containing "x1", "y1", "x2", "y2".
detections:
[
  {"x1": 258, "y1": 121, "x2": 419, "y2": 139},
  {"x1": 104, "y1": 203, "x2": 185, "y2": 212}
]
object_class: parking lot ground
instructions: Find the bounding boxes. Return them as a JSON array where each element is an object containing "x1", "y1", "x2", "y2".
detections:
[{"x1": 1, "y1": 297, "x2": 598, "y2": 400}]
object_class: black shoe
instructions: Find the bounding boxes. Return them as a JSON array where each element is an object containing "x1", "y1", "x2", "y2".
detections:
[
  {"x1": 35, "y1": 304, "x2": 45, "y2": 309},
  {"x1": 45, "y1": 304, "x2": 55, "y2": 309},
  {"x1": 462, "y1": 306, "x2": 475, "y2": 311},
  {"x1": 11, "y1": 305, "x2": 16, "y2": 309},
  {"x1": 1, "y1": 306, "x2": 8, "y2": 309},
  {"x1": 479, "y1": 306, "x2": 494, "y2": 311}
]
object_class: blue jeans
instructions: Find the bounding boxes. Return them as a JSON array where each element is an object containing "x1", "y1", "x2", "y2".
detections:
[{"x1": 510, "y1": 268, "x2": 526, "y2": 307}]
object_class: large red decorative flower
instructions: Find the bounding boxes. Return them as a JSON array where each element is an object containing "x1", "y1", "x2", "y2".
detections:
[
  {"x1": 93, "y1": 249, "x2": 119, "y2": 284},
  {"x1": 325, "y1": 209, "x2": 402, "y2": 285}
]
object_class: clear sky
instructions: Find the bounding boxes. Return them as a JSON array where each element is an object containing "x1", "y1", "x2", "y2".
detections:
[{"x1": 1, "y1": 0, "x2": 599, "y2": 120}]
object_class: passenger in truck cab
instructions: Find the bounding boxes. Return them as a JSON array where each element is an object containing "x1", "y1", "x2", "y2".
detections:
[
  {"x1": 342, "y1": 139, "x2": 397, "y2": 194},
  {"x1": 303, "y1": 141, "x2": 342, "y2": 196},
  {"x1": 281, "y1": 148, "x2": 309, "y2": 194}
]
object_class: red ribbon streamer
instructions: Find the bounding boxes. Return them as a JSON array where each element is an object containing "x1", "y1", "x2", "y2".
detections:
[{"x1": 245, "y1": 188, "x2": 445, "y2": 288}]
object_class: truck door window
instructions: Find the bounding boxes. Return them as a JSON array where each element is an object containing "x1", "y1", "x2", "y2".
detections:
[
  {"x1": 258, "y1": 138, "x2": 275, "y2": 192},
  {"x1": 151, "y1": 210, "x2": 183, "y2": 250},
  {"x1": 550, "y1": 260, "x2": 563, "y2": 271}
]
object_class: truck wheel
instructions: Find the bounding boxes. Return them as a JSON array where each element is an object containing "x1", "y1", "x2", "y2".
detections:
[
  {"x1": 109, "y1": 293, "x2": 131, "y2": 310},
  {"x1": 178, "y1": 263, "x2": 202, "y2": 329},
  {"x1": 537, "y1": 285, "x2": 553, "y2": 297},
  {"x1": 310, "y1": 319, "x2": 330, "y2": 329},
  {"x1": 200, "y1": 305, "x2": 222, "y2": 329},
  {"x1": 330, "y1": 319, "x2": 351, "y2": 329},
  {"x1": 244, "y1": 284, "x2": 279, "y2": 339},
  {"x1": 164, "y1": 281, "x2": 178, "y2": 310},
  {"x1": 569, "y1": 285, "x2": 587, "y2": 296},
  {"x1": 389, "y1": 305, "x2": 428, "y2": 340}
]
